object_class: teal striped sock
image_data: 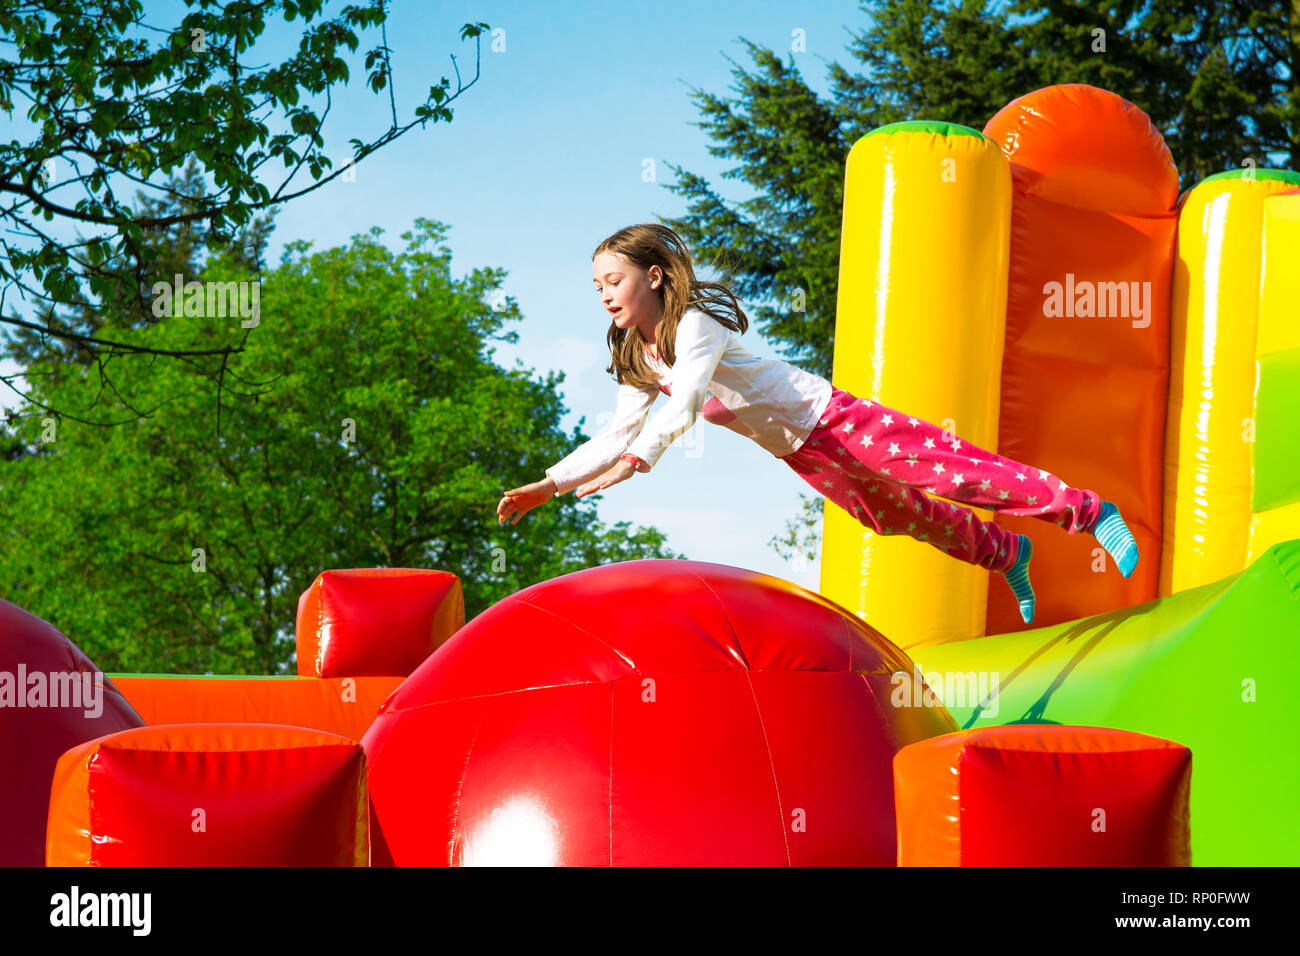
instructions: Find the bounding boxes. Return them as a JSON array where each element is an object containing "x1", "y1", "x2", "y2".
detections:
[
  {"x1": 1002, "y1": 533, "x2": 1034, "y2": 624},
  {"x1": 1090, "y1": 500, "x2": 1138, "y2": 578}
]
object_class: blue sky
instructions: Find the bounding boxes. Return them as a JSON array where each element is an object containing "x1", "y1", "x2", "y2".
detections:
[{"x1": 3, "y1": 0, "x2": 872, "y2": 589}]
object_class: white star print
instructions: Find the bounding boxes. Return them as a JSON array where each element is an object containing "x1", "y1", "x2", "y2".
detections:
[
  {"x1": 932, "y1": 462, "x2": 945, "y2": 475},
  {"x1": 860, "y1": 434, "x2": 873, "y2": 448},
  {"x1": 923, "y1": 437, "x2": 935, "y2": 449},
  {"x1": 908, "y1": 417, "x2": 918, "y2": 427},
  {"x1": 888, "y1": 442, "x2": 901, "y2": 455},
  {"x1": 1015, "y1": 472, "x2": 1026, "y2": 481},
  {"x1": 881, "y1": 414, "x2": 893, "y2": 426},
  {"x1": 842, "y1": 422, "x2": 855, "y2": 434},
  {"x1": 951, "y1": 474, "x2": 964, "y2": 485}
]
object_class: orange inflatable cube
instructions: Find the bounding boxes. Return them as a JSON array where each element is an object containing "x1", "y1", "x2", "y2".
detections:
[
  {"x1": 47, "y1": 724, "x2": 368, "y2": 866},
  {"x1": 894, "y1": 725, "x2": 1191, "y2": 865}
]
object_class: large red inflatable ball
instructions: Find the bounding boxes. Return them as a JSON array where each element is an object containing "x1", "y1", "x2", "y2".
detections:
[{"x1": 363, "y1": 559, "x2": 958, "y2": 865}]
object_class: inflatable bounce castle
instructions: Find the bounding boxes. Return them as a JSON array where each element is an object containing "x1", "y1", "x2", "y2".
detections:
[{"x1": 2, "y1": 84, "x2": 1296, "y2": 866}]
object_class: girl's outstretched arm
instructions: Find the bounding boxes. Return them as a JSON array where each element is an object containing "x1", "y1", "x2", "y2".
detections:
[{"x1": 542, "y1": 382, "x2": 658, "y2": 497}]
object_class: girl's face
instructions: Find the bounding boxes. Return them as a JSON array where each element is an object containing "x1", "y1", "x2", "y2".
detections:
[{"x1": 592, "y1": 251, "x2": 663, "y2": 332}]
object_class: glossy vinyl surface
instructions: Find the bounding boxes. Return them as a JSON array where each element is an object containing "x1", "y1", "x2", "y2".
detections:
[
  {"x1": 824, "y1": 119, "x2": 1011, "y2": 646},
  {"x1": 363, "y1": 559, "x2": 959, "y2": 866},
  {"x1": 982, "y1": 84, "x2": 1178, "y2": 634},
  {"x1": 46, "y1": 723, "x2": 368, "y2": 866},
  {"x1": 1162, "y1": 174, "x2": 1300, "y2": 593},
  {"x1": 295, "y1": 567, "x2": 463, "y2": 677},
  {"x1": 894, "y1": 725, "x2": 1191, "y2": 866}
]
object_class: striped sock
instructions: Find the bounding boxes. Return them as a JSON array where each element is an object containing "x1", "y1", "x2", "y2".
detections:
[
  {"x1": 1090, "y1": 500, "x2": 1138, "y2": 578},
  {"x1": 1002, "y1": 533, "x2": 1034, "y2": 624}
]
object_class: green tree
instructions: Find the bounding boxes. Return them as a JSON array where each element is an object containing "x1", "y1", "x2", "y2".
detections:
[
  {"x1": 660, "y1": 0, "x2": 1297, "y2": 567},
  {"x1": 0, "y1": 219, "x2": 681, "y2": 674},
  {"x1": 3, "y1": 156, "x2": 277, "y2": 375},
  {"x1": 0, "y1": 0, "x2": 488, "y2": 420}
]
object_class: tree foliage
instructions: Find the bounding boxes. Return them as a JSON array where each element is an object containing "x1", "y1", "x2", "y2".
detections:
[
  {"x1": 0, "y1": 0, "x2": 488, "y2": 419},
  {"x1": 0, "y1": 220, "x2": 681, "y2": 674}
]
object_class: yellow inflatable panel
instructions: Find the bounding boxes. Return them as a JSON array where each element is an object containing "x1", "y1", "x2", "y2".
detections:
[
  {"x1": 1249, "y1": 503, "x2": 1300, "y2": 562},
  {"x1": 1256, "y1": 189, "x2": 1300, "y2": 359}
]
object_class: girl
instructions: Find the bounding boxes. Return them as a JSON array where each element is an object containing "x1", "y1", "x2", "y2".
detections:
[{"x1": 496, "y1": 223, "x2": 1139, "y2": 623}]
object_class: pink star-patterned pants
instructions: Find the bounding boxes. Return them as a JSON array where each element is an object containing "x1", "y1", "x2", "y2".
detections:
[{"x1": 778, "y1": 387, "x2": 1102, "y2": 573}]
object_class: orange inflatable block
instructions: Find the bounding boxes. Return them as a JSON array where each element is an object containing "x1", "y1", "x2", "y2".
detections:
[
  {"x1": 894, "y1": 725, "x2": 1191, "y2": 865},
  {"x1": 108, "y1": 674, "x2": 403, "y2": 741},
  {"x1": 296, "y1": 568, "x2": 463, "y2": 677},
  {"x1": 47, "y1": 724, "x2": 368, "y2": 866}
]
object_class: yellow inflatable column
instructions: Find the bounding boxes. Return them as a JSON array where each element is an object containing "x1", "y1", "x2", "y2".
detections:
[
  {"x1": 822, "y1": 122, "x2": 1011, "y2": 646},
  {"x1": 1161, "y1": 170, "x2": 1300, "y2": 595}
]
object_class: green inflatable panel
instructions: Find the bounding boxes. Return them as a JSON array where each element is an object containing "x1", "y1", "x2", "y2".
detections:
[{"x1": 903, "y1": 539, "x2": 1300, "y2": 866}]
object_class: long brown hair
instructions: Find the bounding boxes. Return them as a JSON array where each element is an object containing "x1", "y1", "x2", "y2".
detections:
[{"x1": 594, "y1": 223, "x2": 748, "y2": 388}]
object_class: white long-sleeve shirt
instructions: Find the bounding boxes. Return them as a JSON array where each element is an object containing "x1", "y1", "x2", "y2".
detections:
[{"x1": 544, "y1": 306, "x2": 834, "y2": 496}]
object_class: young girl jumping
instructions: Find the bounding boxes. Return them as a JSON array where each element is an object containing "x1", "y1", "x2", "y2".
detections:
[{"x1": 496, "y1": 223, "x2": 1139, "y2": 623}]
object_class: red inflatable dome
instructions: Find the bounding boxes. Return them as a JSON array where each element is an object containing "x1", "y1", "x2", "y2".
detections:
[
  {"x1": 362, "y1": 559, "x2": 957, "y2": 865},
  {"x1": 0, "y1": 598, "x2": 144, "y2": 866}
]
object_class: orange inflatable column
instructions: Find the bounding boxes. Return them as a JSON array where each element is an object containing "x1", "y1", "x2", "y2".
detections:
[
  {"x1": 894, "y1": 725, "x2": 1191, "y2": 865},
  {"x1": 982, "y1": 85, "x2": 1179, "y2": 632},
  {"x1": 47, "y1": 724, "x2": 369, "y2": 866}
]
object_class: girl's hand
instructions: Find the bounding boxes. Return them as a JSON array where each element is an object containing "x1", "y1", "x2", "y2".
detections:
[
  {"x1": 497, "y1": 479, "x2": 553, "y2": 525},
  {"x1": 575, "y1": 459, "x2": 637, "y2": 498}
]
